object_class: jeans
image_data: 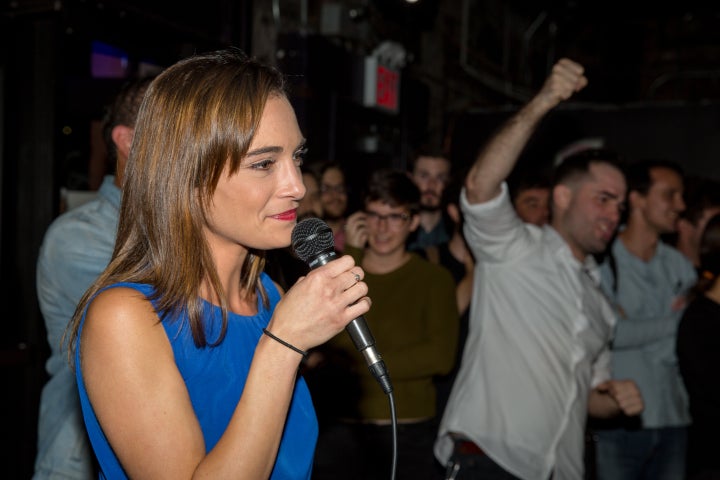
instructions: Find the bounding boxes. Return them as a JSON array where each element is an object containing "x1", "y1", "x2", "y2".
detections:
[{"x1": 594, "y1": 426, "x2": 687, "y2": 480}]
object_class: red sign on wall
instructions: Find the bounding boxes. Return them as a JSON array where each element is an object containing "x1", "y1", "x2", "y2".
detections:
[{"x1": 376, "y1": 64, "x2": 399, "y2": 112}]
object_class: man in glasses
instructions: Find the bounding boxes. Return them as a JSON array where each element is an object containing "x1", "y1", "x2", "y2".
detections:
[{"x1": 312, "y1": 167, "x2": 459, "y2": 479}]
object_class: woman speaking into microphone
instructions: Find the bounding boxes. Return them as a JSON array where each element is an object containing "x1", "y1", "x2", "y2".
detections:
[{"x1": 65, "y1": 48, "x2": 370, "y2": 479}]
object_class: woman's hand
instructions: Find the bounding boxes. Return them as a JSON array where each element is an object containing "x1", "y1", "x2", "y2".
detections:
[{"x1": 267, "y1": 254, "x2": 370, "y2": 351}]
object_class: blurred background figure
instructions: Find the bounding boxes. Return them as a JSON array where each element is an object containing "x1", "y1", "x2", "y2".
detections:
[
  {"x1": 313, "y1": 167, "x2": 458, "y2": 480},
  {"x1": 672, "y1": 176, "x2": 720, "y2": 269},
  {"x1": 319, "y1": 161, "x2": 350, "y2": 252},
  {"x1": 408, "y1": 149, "x2": 452, "y2": 251},
  {"x1": 298, "y1": 169, "x2": 324, "y2": 221},
  {"x1": 436, "y1": 58, "x2": 643, "y2": 480},
  {"x1": 33, "y1": 76, "x2": 153, "y2": 480},
  {"x1": 677, "y1": 212, "x2": 720, "y2": 480},
  {"x1": 596, "y1": 159, "x2": 695, "y2": 480},
  {"x1": 508, "y1": 169, "x2": 551, "y2": 226}
]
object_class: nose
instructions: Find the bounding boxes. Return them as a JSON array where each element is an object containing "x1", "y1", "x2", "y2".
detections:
[{"x1": 282, "y1": 161, "x2": 305, "y2": 200}]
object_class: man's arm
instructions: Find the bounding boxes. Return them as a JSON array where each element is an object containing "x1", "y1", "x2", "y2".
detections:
[
  {"x1": 465, "y1": 58, "x2": 588, "y2": 205},
  {"x1": 587, "y1": 379, "x2": 644, "y2": 419}
]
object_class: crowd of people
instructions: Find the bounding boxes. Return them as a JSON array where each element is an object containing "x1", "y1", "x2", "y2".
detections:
[{"x1": 32, "y1": 48, "x2": 720, "y2": 480}]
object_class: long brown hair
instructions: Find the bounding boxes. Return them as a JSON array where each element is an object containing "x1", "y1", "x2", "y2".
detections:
[{"x1": 67, "y1": 49, "x2": 287, "y2": 360}]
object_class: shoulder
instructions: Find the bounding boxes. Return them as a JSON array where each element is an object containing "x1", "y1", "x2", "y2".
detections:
[
  {"x1": 83, "y1": 286, "x2": 159, "y2": 343},
  {"x1": 40, "y1": 201, "x2": 113, "y2": 252},
  {"x1": 659, "y1": 242, "x2": 697, "y2": 277},
  {"x1": 81, "y1": 285, "x2": 171, "y2": 375},
  {"x1": 658, "y1": 241, "x2": 689, "y2": 263}
]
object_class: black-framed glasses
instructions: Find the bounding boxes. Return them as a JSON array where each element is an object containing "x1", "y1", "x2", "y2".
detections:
[{"x1": 365, "y1": 210, "x2": 410, "y2": 228}]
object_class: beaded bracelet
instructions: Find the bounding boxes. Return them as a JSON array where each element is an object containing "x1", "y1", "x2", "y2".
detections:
[{"x1": 262, "y1": 328, "x2": 308, "y2": 358}]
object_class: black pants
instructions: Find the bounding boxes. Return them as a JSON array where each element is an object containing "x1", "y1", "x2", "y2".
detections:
[{"x1": 313, "y1": 420, "x2": 446, "y2": 480}]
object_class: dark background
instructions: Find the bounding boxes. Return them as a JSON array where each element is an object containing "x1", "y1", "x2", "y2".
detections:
[{"x1": 3, "y1": 0, "x2": 720, "y2": 476}]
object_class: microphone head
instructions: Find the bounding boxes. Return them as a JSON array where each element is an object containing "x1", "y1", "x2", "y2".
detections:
[{"x1": 291, "y1": 217, "x2": 336, "y2": 263}]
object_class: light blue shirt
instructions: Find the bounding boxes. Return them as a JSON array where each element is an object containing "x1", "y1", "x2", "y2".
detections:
[
  {"x1": 34, "y1": 176, "x2": 120, "y2": 479},
  {"x1": 599, "y1": 238, "x2": 696, "y2": 428}
]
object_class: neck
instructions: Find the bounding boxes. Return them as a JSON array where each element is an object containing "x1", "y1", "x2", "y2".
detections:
[
  {"x1": 551, "y1": 219, "x2": 587, "y2": 263},
  {"x1": 619, "y1": 220, "x2": 660, "y2": 261},
  {"x1": 419, "y1": 210, "x2": 442, "y2": 232},
  {"x1": 201, "y1": 234, "x2": 256, "y2": 315}
]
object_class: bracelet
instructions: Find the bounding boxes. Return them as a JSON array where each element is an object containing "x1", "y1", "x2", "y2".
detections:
[{"x1": 262, "y1": 328, "x2": 308, "y2": 358}]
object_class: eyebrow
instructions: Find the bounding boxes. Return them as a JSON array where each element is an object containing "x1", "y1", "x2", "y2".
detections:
[
  {"x1": 245, "y1": 139, "x2": 307, "y2": 158},
  {"x1": 598, "y1": 189, "x2": 621, "y2": 199}
]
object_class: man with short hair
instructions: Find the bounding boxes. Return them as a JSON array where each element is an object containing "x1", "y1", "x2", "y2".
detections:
[
  {"x1": 34, "y1": 77, "x2": 153, "y2": 479},
  {"x1": 435, "y1": 58, "x2": 643, "y2": 480},
  {"x1": 408, "y1": 151, "x2": 452, "y2": 250},
  {"x1": 595, "y1": 159, "x2": 696, "y2": 480}
]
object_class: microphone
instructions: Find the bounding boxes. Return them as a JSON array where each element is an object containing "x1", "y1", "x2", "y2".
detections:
[{"x1": 291, "y1": 217, "x2": 393, "y2": 394}]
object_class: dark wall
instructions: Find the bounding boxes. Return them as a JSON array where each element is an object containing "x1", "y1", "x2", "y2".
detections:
[{"x1": 449, "y1": 101, "x2": 720, "y2": 180}]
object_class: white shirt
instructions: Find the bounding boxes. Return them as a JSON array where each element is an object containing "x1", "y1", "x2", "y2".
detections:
[{"x1": 435, "y1": 184, "x2": 616, "y2": 480}]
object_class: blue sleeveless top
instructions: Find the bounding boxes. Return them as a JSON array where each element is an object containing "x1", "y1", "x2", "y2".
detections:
[{"x1": 75, "y1": 273, "x2": 318, "y2": 479}]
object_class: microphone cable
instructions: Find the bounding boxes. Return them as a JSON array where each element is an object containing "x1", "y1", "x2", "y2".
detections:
[{"x1": 388, "y1": 391, "x2": 397, "y2": 480}]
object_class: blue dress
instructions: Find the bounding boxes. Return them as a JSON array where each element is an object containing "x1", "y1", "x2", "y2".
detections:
[{"x1": 75, "y1": 272, "x2": 318, "y2": 479}]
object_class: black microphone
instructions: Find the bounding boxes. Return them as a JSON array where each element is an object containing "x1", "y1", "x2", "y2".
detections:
[{"x1": 291, "y1": 217, "x2": 393, "y2": 394}]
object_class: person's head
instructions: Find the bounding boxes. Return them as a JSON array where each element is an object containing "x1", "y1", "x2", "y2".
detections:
[
  {"x1": 70, "y1": 48, "x2": 305, "y2": 352},
  {"x1": 676, "y1": 177, "x2": 720, "y2": 263},
  {"x1": 102, "y1": 76, "x2": 154, "y2": 187},
  {"x1": 551, "y1": 148, "x2": 627, "y2": 260},
  {"x1": 695, "y1": 212, "x2": 720, "y2": 294},
  {"x1": 625, "y1": 159, "x2": 685, "y2": 235},
  {"x1": 363, "y1": 168, "x2": 421, "y2": 256},
  {"x1": 319, "y1": 162, "x2": 348, "y2": 221},
  {"x1": 410, "y1": 149, "x2": 451, "y2": 212},
  {"x1": 298, "y1": 169, "x2": 323, "y2": 220},
  {"x1": 509, "y1": 171, "x2": 551, "y2": 226}
]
